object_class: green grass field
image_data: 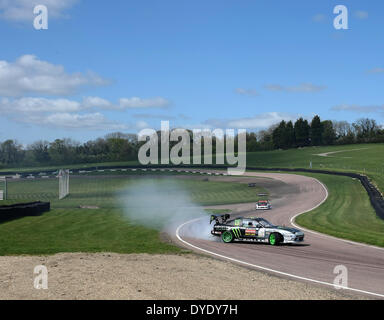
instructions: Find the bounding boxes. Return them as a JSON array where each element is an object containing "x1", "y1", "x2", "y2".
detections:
[
  {"x1": 1, "y1": 143, "x2": 384, "y2": 254},
  {"x1": 0, "y1": 175, "x2": 264, "y2": 255},
  {"x1": 294, "y1": 173, "x2": 384, "y2": 247},
  {"x1": 6, "y1": 176, "x2": 266, "y2": 208},
  {"x1": 1, "y1": 143, "x2": 382, "y2": 190},
  {"x1": 246, "y1": 143, "x2": 384, "y2": 191},
  {"x1": 0, "y1": 208, "x2": 182, "y2": 255}
]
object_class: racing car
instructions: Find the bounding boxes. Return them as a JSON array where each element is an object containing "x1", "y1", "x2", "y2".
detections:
[
  {"x1": 210, "y1": 214, "x2": 304, "y2": 245},
  {"x1": 255, "y1": 200, "x2": 272, "y2": 210}
]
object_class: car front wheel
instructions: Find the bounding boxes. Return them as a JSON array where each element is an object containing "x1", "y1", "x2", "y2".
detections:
[
  {"x1": 222, "y1": 231, "x2": 234, "y2": 243},
  {"x1": 269, "y1": 233, "x2": 282, "y2": 246}
]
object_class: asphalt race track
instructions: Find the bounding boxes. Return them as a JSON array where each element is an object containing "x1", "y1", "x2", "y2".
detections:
[{"x1": 176, "y1": 171, "x2": 384, "y2": 299}]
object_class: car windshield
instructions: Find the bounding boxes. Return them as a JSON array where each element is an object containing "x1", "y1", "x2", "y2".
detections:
[{"x1": 257, "y1": 218, "x2": 276, "y2": 228}]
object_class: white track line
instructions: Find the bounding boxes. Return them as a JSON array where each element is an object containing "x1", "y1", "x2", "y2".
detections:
[{"x1": 175, "y1": 175, "x2": 384, "y2": 299}]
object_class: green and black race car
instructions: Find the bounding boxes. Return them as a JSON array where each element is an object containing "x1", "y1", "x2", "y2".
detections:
[{"x1": 210, "y1": 214, "x2": 305, "y2": 245}]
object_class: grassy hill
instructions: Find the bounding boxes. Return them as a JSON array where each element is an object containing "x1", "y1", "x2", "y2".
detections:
[
  {"x1": 1, "y1": 143, "x2": 382, "y2": 190},
  {"x1": 1, "y1": 143, "x2": 383, "y2": 253},
  {"x1": 294, "y1": 173, "x2": 384, "y2": 247},
  {"x1": 246, "y1": 143, "x2": 384, "y2": 191}
]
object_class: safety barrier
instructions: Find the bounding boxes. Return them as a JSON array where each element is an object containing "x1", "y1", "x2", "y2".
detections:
[{"x1": 0, "y1": 201, "x2": 50, "y2": 223}]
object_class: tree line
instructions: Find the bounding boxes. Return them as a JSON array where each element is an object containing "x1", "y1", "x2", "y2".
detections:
[
  {"x1": 246, "y1": 116, "x2": 384, "y2": 152},
  {"x1": 0, "y1": 133, "x2": 140, "y2": 168},
  {"x1": 0, "y1": 117, "x2": 382, "y2": 168}
]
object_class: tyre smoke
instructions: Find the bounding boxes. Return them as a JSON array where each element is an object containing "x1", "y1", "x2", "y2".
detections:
[{"x1": 118, "y1": 178, "x2": 216, "y2": 241}]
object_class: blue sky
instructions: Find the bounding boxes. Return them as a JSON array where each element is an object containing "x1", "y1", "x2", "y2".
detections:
[{"x1": 0, "y1": 0, "x2": 383, "y2": 144}]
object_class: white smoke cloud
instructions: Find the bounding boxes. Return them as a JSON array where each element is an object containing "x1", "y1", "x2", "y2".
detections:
[{"x1": 118, "y1": 178, "x2": 216, "y2": 241}]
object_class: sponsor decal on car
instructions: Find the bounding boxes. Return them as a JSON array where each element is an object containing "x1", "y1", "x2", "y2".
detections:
[
  {"x1": 245, "y1": 229, "x2": 256, "y2": 236},
  {"x1": 232, "y1": 228, "x2": 241, "y2": 238}
]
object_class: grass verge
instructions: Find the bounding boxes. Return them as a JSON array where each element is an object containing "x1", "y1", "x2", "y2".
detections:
[
  {"x1": 0, "y1": 175, "x2": 260, "y2": 255},
  {"x1": 295, "y1": 172, "x2": 384, "y2": 247},
  {"x1": 0, "y1": 208, "x2": 183, "y2": 256}
]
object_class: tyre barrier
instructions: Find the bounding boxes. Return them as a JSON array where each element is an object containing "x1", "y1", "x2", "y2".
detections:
[{"x1": 0, "y1": 201, "x2": 50, "y2": 224}]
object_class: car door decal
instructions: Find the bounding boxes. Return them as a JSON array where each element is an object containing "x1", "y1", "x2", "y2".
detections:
[
  {"x1": 245, "y1": 228, "x2": 257, "y2": 237},
  {"x1": 232, "y1": 228, "x2": 241, "y2": 238}
]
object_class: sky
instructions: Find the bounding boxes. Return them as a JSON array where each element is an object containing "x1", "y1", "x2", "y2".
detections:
[{"x1": 0, "y1": 0, "x2": 383, "y2": 144}]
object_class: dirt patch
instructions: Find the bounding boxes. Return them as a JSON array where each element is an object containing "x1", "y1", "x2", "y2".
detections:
[
  {"x1": 314, "y1": 148, "x2": 369, "y2": 158},
  {"x1": 0, "y1": 253, "x2": 368, "y2": 300},
  {"x1": 79, "y1": 205, "x2": 100, "y2": 209}
]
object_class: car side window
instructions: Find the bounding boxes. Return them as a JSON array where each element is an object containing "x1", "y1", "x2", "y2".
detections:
[
  {"x1": 234, "y1": 219, "x2": 242, "y2": 226},
  {"x1": 227, "y1": 219, "x2": 242, "y2": 226},
  {"x1": 243, "y1": 220, "x2": 256, "y2": 227}
]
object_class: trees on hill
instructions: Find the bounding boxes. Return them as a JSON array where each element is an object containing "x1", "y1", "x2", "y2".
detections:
[
  {"x1": 0, "y1": 140, "x2": 24, "y2": 165},
  {"x1": 272, "y1": 121, "x2": 296, "y2": 149},
  {"x1": 322, "y1": 120, "x2": 336, "y2": 145},
  {"x1": 268, "y1": 115, "x2": 380, "y2": 149},
  {"x1": 310, "y1": 115, "x2": 323, "y2": 146},
  {"x1": 0, "y1": 117, "x2": 383, "y2": 168},
  {"x1": 272, "y1": 115, "x2": 331, "y2": 149},
  {"x1": 294, "y1": 118, "x2": 310, "y2": 147}
]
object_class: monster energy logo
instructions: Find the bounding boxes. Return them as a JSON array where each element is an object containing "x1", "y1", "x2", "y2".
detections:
[{"x1": 232, "y1": 228, "x2": 241, "y2": 238}]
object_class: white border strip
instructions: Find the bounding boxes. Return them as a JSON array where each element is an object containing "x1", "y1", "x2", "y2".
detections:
[{"x1": 176, "y1": 218, "x2": 384, "y2": 298}]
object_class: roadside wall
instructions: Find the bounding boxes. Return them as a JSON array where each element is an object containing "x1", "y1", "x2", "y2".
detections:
[{"x1": 0, "y1": 201, "x2": 50, "y2": 223}]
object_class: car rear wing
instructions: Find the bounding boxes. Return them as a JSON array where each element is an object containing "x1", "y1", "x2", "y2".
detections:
[{"x1": 210, "y1": 214, "x2": 230, "y2": 224}]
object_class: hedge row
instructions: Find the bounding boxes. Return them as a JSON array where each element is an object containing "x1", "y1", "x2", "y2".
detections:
[{"x1": 0, "y1": 201, "x2": 50, "y2": 223}]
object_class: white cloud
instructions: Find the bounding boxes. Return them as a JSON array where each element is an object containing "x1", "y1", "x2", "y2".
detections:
[
  {"x1": 204, "y1": 112, "x2": 298, "y2": 129},
  {"x1": 13, "y1": 110, "x2": 151, "y2": 131},
  {"x1": 331, "y1": 104, "x2": 384, "y2": 113},
  {"x1": 0, "y1": 55, "x2": 108, "y2": 96},
  {"x1": 82, "y1": 96, "x2": 114, "y2": 109},
  {"x1": 0, "y1": 96, "x2": 171, "y2": 114},
  {"x1": 132, "y1": 113, "x2": 177, "y2": 120},
  {"x1": 354, "y1": 10, "x2": 368, "y2": 20},
  {"x1": 131, "y1": 113, "x2": 190, "y2": 121},
  {"x1": 135, "y1": 121, "x2": 150, "y2": 130},
  {"x1": 235, "y1": 88, "x2": 259, "y2": 96},
  {"x1": 0, "y1": 0, "x2": 78, "y2": 22},
  {"x1": 368, "y1": 67, "x2": 384, "y2": 74},
  {"x1": 119, "y1": 97, "x2": 170, "y2": 109},
  {"x1": 0, "y1": 96, "x2": 172, "y2": 131},
  {"x1": 265, "y1": 83, "x2": 326, "y2": 93},
  {"x1": 19, "y1": 112, "x2": 127, "y2": 130},
  {"x1": 0, "y1": 97, "x2": 82, "y2": 113},
  {"x1": 312, "y1": 14, "x2": 327, "y2": 23}
]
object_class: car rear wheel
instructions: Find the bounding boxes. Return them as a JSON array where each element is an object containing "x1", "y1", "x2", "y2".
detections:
[
  {"x1": 269, "y1": 233, "x2": 282, "y2": 246},
  {"x1": 222, "y1": 231, "x2": 234, "y2": 243}
]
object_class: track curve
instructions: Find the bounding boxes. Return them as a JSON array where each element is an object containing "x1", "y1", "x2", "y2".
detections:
[{"x1": 176, "y1": 171, "x2": 384, "y2": 298}]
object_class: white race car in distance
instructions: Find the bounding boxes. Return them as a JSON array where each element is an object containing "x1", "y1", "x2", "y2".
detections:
[{"x1": 255, "y1": 200, "x2": 272, "y2": 210}]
